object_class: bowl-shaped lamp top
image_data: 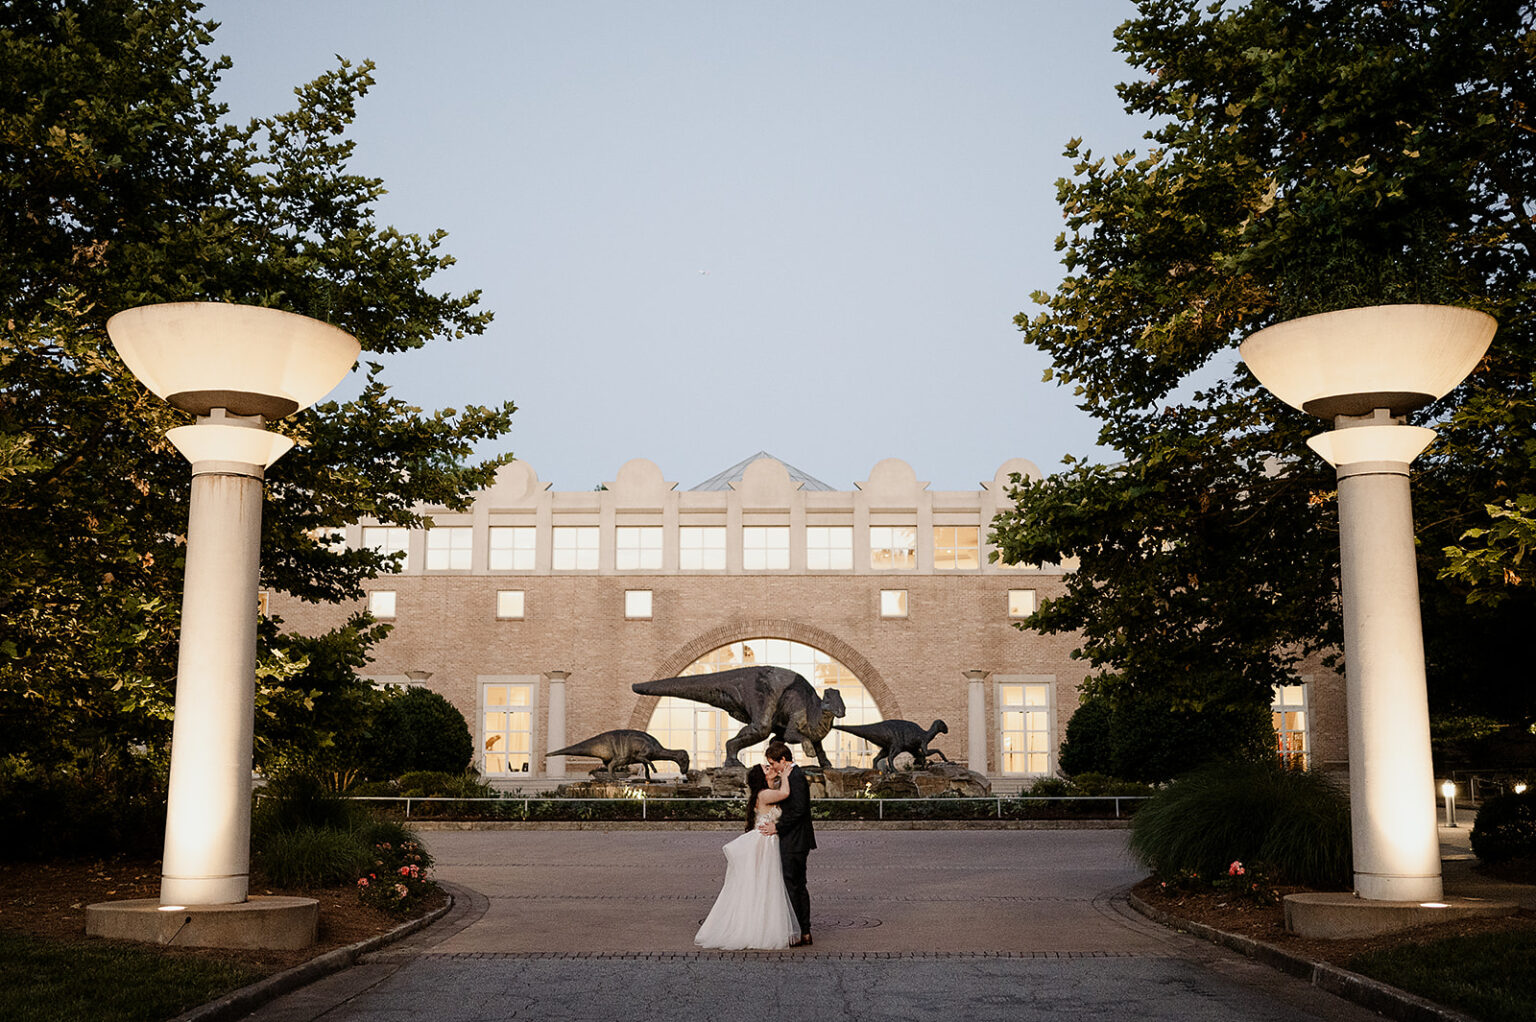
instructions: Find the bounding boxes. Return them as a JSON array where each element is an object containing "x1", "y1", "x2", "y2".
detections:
[
  {"x1": 107, "y1": 302, "x2": 360, "y2": 418},
  {"x1": 1239, "y1": 304, "x2": 1496, "y2": 418}
]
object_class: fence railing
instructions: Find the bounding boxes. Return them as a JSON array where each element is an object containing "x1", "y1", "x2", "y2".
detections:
[{"x1": 343, "y1": 794, "x2": 1149, "y2": 822}]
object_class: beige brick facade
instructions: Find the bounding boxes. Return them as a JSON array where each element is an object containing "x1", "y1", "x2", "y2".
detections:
[{"x1": 267, "y1": 454, "x2": 1346, "y2": 786}]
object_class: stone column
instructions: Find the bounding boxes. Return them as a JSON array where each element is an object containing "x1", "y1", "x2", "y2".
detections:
[
  {"x1": 964, "y1": 670, "x2": 990, "y2": 773},
  {"x1": 545, "y1": 670, "x2": 570, "y2": 778}
]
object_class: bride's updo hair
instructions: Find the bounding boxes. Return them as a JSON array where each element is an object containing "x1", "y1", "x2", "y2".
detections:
[{"x1": 745, "y1": 764, "x2": 769, "y2": 831}]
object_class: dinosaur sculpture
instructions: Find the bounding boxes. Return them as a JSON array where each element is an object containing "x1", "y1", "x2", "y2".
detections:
[
  {"x1": 632, "y1": 666, "x2": 846, "y2": 769},
  {"x1": 547, "y1": 729, "x2": 690, "y2": 781},
  {"x1": 834, "y1": 718, "x2": 949, "y2": 773}
]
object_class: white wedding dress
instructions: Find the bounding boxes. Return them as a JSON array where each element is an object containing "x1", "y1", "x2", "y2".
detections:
[{"x1": 694, "y1": 805, "x2": 800, "y2": 950}]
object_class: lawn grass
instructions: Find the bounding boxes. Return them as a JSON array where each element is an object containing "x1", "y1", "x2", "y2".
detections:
[
  {"x1": 1350, "y1": 930, "x2": 1536, "y2": 1022},
  {"x1": 0, "y1": 930, "x2": 266, "y2": 1022}
]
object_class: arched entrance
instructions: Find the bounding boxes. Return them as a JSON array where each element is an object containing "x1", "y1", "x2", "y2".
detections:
[{"x1": 642, "y1": 637, "x2": 883, "y2": 771}]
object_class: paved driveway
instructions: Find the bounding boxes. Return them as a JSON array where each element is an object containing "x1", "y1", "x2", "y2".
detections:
[{"x1": 244, "y1": 827, "x2": 1384, "y2": 1022}]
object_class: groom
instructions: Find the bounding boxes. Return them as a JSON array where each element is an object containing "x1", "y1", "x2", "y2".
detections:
[{"x1": 764, "y1": 741, "x2": 814, "y2": 947}]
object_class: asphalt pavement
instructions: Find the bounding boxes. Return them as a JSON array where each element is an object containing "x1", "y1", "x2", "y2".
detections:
[{"x1": 236, "y1": 827, "x2": 1393, "y2": 1022}]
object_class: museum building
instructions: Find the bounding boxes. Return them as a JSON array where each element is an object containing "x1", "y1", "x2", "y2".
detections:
[{"x1": 266, "y1": 453, "x2": 1344, "y2": 788}]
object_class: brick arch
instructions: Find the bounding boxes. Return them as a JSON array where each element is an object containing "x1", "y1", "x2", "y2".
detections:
[{"x1": 626, "y1": 619, "x2": 900, "y2": 730}]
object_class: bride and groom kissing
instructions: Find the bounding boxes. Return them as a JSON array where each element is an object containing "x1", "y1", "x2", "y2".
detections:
[{"x1": 694, "y1": 741, "x2": 815, "y2": 950}]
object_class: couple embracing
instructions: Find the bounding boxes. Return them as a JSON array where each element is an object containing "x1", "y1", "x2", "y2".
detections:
[{"x1": 694, "y1": 741, "x2": 814, "y2": 950}]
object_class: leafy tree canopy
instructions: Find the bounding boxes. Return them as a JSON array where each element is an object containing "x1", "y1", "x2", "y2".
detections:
[
  {"x1": 992, "y1": 0, "x2": 1536, "y2": 733},
  {"x1": 0, "y1": 0, "x2": 515, "y2": 783}
]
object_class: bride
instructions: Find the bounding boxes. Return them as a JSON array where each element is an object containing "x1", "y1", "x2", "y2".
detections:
[{"x1": 694, "y1": 759, "x2": 800, "y2": 950}]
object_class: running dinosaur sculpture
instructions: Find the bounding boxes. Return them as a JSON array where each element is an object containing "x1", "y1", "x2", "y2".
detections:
[
  {"x1": 547, "y1": 729, "x2": 690, "y2": 781},
  {"x1": 632, "y1": 666, "x2": 846, "y2": 769},
  {"x1": 834, "y1": 718, "x2": 949, "y2": 773}
]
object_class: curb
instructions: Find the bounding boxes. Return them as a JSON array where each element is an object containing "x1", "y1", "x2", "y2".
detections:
[
  {"x1": 1128, "y1": 893, "x2": 1482, "y2": 1022},
  {"x1": 168, "y1": 893, "x2": 454, "y2": 1022}
]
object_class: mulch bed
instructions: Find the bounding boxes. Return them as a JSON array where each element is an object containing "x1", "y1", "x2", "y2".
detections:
[
  {"x1": 1133, "y1": 876, "x2": 1536, "y2": 969},
  {"x1": 0, "y1": 857, "x2": 445, "y2": 976}
]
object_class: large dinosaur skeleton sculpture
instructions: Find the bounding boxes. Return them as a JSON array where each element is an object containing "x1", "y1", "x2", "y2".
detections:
[{"x1": 632, "y1": 665, "x2": 846, "y2": 769}]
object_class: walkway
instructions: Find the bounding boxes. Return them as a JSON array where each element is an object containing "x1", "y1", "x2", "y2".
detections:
[{"x1": 241, "y1": 828, "x2": 1389, "y2": 1022}]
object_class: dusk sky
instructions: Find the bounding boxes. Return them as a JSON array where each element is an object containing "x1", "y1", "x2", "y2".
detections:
[{"x1": 205, "y1": 0, "x2": 1149, "y2": 492}]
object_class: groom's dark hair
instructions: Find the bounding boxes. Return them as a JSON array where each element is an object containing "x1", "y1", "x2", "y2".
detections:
[{"x1": 765, "y1": 741, "x2": 792, "y2": 763}]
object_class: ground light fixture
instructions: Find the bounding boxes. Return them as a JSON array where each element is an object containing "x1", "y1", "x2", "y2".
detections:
[
  {"x1": 1241, "y1": 304, "x2": 1496, "y2": 903},
  {"x1": 1441, "y1": 780, "x2": 1458, "y2": 829},
  {"x1": 87, "y1": 303, "x2": 358, "y2": 948}
]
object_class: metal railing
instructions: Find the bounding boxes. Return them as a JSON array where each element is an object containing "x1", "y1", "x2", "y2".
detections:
[{"x1": 344, "y1": 794, "x2": 1149, "y2": 821}]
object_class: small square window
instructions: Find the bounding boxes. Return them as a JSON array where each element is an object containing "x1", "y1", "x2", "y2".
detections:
[
  {"x1": 625, "y1": 589, "x2": 653, "y2": 619},
  {"x1": 1008, "y1": 589, "x2": 1037, "y2": 618},
  {"x1": 496, "y1": 590, "x2": 525, "y2": 619},
  {"x1": 880, "y1": 589, "x2": 908, "y2": 618},
  {"x1": 368, "y1": 590, "x2": 397, "y2": 619},
  {"x1": 257, "y1": 590, "x2": 270, "y2": 617}
]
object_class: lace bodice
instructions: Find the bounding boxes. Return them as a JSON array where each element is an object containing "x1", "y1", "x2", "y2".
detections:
[{"x1": 754, "y1": 805, "x2": 781, "y2": 834}]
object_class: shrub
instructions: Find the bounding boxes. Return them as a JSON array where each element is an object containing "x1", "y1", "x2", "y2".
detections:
[
  {"x1": 1027, "y1": 776, "x2": 1071, "y2": 797},
  {"x1": 0, "y1": 753, "x2": 165, "y2": 860},
  {"x1": 365, "y1": 689, "x2": 474, "y2": 778},
  {"x1": 357, "y1": 838, "x2": 434, "y2": 915},
  {"x1": 1067, "y1": 772, "x2": 1156, "y2": 798},
  {"x1": 252, "y1": 773, "x2": 360, "y2": 837},
  {"x1": 1130, "y1": 760, "x2": 1352, "y2": 888},
  {"x1": 1108, "y1": 693, "x2": 1274, "y2": 782},
  {"x1": 394, "y1": 771, "x2": 497, "y2": 798},
  {"x1": 255, "y1": 825, "x2": 374, "y2": 887},
  {"x1": 1471, "y1": 791, "x2": 1536, "y2": 864},
  {"x1": 1059, "y1": 697, "x2": 1115, "y2": 776}
]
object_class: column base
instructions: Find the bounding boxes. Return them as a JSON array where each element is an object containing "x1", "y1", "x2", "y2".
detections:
[
  {"x1": 1284, "y1": 892, "x2": 1516, "y2": 939},
  {"x1": 85, "y1": 896, "x2": 319, "y2": 949}
]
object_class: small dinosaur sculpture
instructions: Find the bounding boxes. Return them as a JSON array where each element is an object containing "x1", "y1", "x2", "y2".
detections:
[
  {"x1": 547, "y1": 729, "x2": 690, "y2": 781},
  {"x1": 833, "y1": 718, "x2": 949, "y2": 773},
  {"x1": 632, "y1": 665, "x2": 846, "y2": 769}
]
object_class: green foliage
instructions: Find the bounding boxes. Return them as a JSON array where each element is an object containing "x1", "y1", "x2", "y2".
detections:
[
  {"x1": 1058, "y1": 697, "x2": 1115, "y2": 776},
  {"x1": 254, "y1": 825, "x2": 374, "y2": 888},
  {"x1": 250, "y1": 774, "x2": 431, "y2": 889},
  {"x1": 1351, "y1": 931, "x2": 1536, "y2": 1022},
  {"x1": 366, "y1": 689, "x2": 475, "y2": 779},
  {"x1": 355, "y1": 837, "x2": 434, "y2": 915},
  {"x1": 993, "y1": 0, "x2": 1536, "y2": 736},
  {"x1": 1470, "y1": 791, "x2": 1536, "y2": 865},
  {"x1": 0, "y1": 753, "x2": 164, "y2": 860},
  {"x1": 393, "y1": 770, "x2": 498, "y2": 798},
  {"x1": 1107, "y1": 689, "x2": 1274, "y2": 783},
  {"x1": 1129, "y1": 761, "x2": 1352, "y2": 888},
  {"x1": 1441, "y1": 492, "x2": 1536, "y2": 606},
  {"x1": 0, "y1": 0, "x2": 514, "y2": 809}
]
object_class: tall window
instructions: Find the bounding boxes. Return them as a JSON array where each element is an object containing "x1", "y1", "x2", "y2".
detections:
[
  {"x1": 361, "y1": 526, "x2": 410, "y2": 571},
  {"x1": 646, "y1": 638, "x2": 881, "y2": 770},
  {"x1": 482, "y1": 682, "x2": 534, "y2": 775},
  {"x1": 806, "y1": 525, "x2": 852, "y2": 570},
  {"x1": 743, "y1": 526, "x2": 789, "y2": 570},
  {"x1": 1273, "y1": 683, "x2": 1309, "y2": 769},
  {"x1": 552, "y1": 525, "x2": 599, "y2": 570},
  {"x1": 680, "y1": 525, "x2": 726, "y2": 570},
  {"x1": 999, "y1": 681, "x2": 1052, "y2": 775},
  {"x1": 933, "y1": 526, "x2": 980, "y2": 569},
  {"x1": 616, "y1": 526, "x2": 663, "y2": 570},
  {"x1": 869, "y1": 525, "x2": 916, "y2": 570},
  {"x1": 425, "y1": 526, "x2": 472, "y2": 570},
  {"x1": 489, "y1": 526, "x2": 535, "y2": 570}
]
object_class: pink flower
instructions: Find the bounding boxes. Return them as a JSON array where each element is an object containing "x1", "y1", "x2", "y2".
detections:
[
  {"x1": 357, "y1": 878, "x2": 369, "y2": 887},
  {"x1": 399, "y1": 866, "x2": 412, "y2": 876},
  {"x1": 395, "y1": 884, "x2": 409, "y2": 898},
  {"x1": 1228, "y1": 860, "x2": 1245, "y2": 876}
]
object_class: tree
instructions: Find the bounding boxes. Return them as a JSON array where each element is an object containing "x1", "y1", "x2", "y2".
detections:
[
  {"x1": 0, "y1": 0, "x2": 515, "y2": 800},
  {"x1": 366, "y1": 688, "x2": 475, "y2": 780},
  {"x1": 991, "y1": 0, "x2": 1536, "y2": 753}
]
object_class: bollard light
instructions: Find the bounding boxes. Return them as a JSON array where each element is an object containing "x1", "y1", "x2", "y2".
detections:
[
  {"x1": 1441, "y1": 780, "x2": 1458, "y2": 829},
  {"x1": 1242, "y1": 304, "x2": 1496, "y2": 901}
]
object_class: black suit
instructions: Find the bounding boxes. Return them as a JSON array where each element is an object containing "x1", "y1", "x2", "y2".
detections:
[{"x1": 776, "y1": 764, "x2": 815, "y2": 937}]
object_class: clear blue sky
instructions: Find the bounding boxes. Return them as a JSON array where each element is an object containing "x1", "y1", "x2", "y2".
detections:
[{"x1": 204, "y1": 0, "x2": 1148, "y2": 491}]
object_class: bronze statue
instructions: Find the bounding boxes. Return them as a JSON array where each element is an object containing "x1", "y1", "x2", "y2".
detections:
[
  {"x1": 547, "y1": 729, "x2": 689, "y2": 780},
  {"x1": 833, "y1": 718, "x2": 949, "y2": 773},
  {"x1": 632, "y1": 666, "x2": 845, "y2": 769}
]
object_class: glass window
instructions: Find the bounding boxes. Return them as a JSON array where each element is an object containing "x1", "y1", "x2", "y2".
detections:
[
  {"x1": 879, "y1": 589, "x2": 908, "y2": 618},
  {"x1": 647, "y1": 639, "x2": 883, "y2": 770},
  {"x1": 999, "y1": 682, "x2": 1052, "y2": 775},
  {"x1": 616, "y1": 526, "x2": 663, "y2": 570},
  {"x1": 496, "y1": 590, "x2": 525, "y2": 619},
  {"x1": 425, "y1": 526, "x2": 472, "y2": 570},
  {"x1": 552, "y1": 525, "x2": 599, "y2": 570},
  {"x1": 361, "y1": 526, "x2": 410, "y2": 571},
  {"x1": 870, "y1": 525, "x2": 916, "y2": 570},
  {"x1": 1008, "y1": 589, "x2": 1038, "y2": 617},
  {"x1": 482, "y1": 682, "x2": 534, "y2": 775},
  {"x1": 489, "y1": 526, "x2": 535, "y2": 570},
  {"x1": 934, "y1": 526, "x2": 981, "y2": 570},
  {"x1": 625, "y1": 589, "x2": 652, "y2": 619},
  {"x1": 1272, "y1": 683, "x2": 1309, "y2": 769},
  {"x1": 743, "y1": 526, "x2": 789, "y2": 570},
  {"x1": 368, "y1": 590, "x2": 396, "y2": 619},
  {"x1": 680, "y1": 526, "x2": 726, "y2": 570},
  {"x1": 806, "y1": 525, "x2": 852, "y2": 570}
]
